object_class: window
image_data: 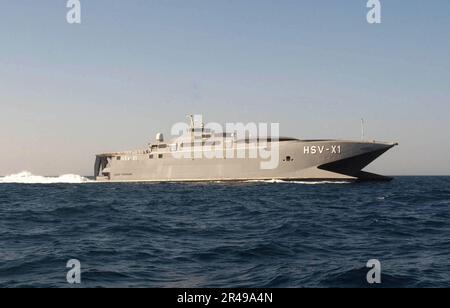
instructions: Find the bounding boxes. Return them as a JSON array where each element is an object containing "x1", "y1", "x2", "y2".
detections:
[
  {"x1": 203, "y1": 141, "x2": 219, "y2": 147},
  {"x1": 286, "y1": 156, "x2": 292, "y2": 162},
  {"x1": 117, "y1": 156, "x2": 121, "y2": 161},
  {"x1": 149, "y1": 154, "x2": 154, "y2": 159},
  {"x1": 215, "y1": 132, "x2": 230, "y2": 138},
  {"x1": 158, "y1": 154, "x2": 163, "y2": 159}
]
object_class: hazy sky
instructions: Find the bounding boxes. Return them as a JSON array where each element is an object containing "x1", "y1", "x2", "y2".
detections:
[{"x1": 0, "y1": 0, "x2": 449, "y2": 176}]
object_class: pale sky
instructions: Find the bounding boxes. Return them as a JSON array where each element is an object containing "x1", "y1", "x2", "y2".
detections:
[{"x1": 0, "y1": 0, "x2": 449, "y2": 176}]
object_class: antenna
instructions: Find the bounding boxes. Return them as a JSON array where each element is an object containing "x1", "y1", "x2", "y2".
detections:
[
  {"x1": 361, "y1": 118, "x2": 365, "y2": 141},
  {"x1": 187, "y1": 114, "x2": 194, "y2": 129}
]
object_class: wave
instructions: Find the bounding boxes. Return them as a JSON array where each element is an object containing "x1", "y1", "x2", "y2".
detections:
[
  {"x1": 0, "y1": 173, "x2": 351, "y2": 185},
  {"x1": 0, "y1": 171, "x2": 92, "y2": 184}
]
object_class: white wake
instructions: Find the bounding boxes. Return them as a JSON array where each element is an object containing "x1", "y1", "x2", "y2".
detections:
[
  {"x1": 245, "y1": 179, "x2": 351, "y2": 185},
  {"x1": 0, "y1": 171, "x2": 92, "y2": 184}
]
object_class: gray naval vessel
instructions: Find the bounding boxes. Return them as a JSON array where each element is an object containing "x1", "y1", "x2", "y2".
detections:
[{"x1": 95, "y1": 116, "x2": 398, "y2": 182}]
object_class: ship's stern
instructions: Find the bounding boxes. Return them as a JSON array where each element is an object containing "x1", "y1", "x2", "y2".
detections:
[{"x1": 94, "y1": 155, "x2": 111, "y2": 181}]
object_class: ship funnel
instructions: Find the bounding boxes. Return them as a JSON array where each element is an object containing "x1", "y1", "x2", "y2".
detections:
[{"x1": 156, "y1": 133, "x2": 164, "y2": 142}]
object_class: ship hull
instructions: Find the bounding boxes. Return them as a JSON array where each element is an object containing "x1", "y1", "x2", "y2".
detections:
[{"x1": 95, "y1": 140, "x2": 397, "y2": 183}]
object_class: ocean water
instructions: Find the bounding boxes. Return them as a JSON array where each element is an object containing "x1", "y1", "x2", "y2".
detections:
[{"x1": 0, "y1": 173, "x2": 449, "y2": 288}]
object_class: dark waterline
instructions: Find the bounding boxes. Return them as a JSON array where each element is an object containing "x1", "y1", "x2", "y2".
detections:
[{"x1": 1, "y1": 177, "x2": 449, "y2": 288}]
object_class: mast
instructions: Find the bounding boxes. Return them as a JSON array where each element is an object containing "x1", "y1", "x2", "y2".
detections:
[{"x1": 187, "y1": 114, "x2": 195, "y2": 131}]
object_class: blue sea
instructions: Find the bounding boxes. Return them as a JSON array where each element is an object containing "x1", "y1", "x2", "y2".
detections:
[{"x1": 1, "y1": 175, "x2": 449, "y2": 288}]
